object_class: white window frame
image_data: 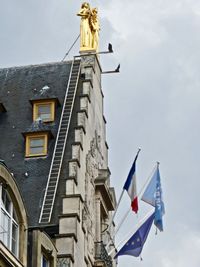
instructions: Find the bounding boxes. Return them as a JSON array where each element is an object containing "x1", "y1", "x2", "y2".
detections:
[{"x1": 0, "y1": 184, "x2": 19, "y2": 257}]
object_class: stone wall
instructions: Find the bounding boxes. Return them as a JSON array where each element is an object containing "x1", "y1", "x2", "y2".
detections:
[{"x1": 56, "y1": 55, "x2": 116, "y2": 267}]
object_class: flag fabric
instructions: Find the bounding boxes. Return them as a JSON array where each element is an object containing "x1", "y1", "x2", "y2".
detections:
[
  {"x1": 141, "y1": 168, "x2": 157, "y2": 206},
  {"x1": 114, "y1": 212, "x2": 155, "y2": 258},
  {"x1": 123, "y1": 153, "x2": 139, "y2": 213},
  {"x1": 154, "y1": 170, "x2": 165, "y2": 231},
  {"x1": 141, "y1": 165, "x2": 165, "y2": 231}
]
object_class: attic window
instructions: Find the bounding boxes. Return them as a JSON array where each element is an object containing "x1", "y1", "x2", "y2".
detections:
[
  {"x1": 33, "y1": 100, "x2": 55, "y2": 122},
  {"x1": 25, "y1": 133, "x2": 48, "y2": 157}
]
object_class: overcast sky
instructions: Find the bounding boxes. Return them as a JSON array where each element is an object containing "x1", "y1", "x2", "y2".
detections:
[{"x1": 1, "y1": 1, "x2": 200, "y2": 266}]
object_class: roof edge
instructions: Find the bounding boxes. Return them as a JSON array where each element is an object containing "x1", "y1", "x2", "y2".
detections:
[{"x1": 0, "y1": 60, "x2": 73, "y2": 71}]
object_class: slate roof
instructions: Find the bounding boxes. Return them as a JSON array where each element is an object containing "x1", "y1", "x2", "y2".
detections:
[{"x1": 0, "y1": 61, "x2": 74, "y2": 227}]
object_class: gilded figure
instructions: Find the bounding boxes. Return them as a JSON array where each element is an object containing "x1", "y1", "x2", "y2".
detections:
[
  {"x1": 77, "y1": 3, "x2": 100, "y2": 52},
  {"x1": 90, "y1": 8, "x2": 100, "y2": 51},
  {"x1": 77, "y1": 2, "x2": 92, "y2": 50}
]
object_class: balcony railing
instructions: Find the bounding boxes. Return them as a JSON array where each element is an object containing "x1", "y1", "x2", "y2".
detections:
[{"x1": 95, "y1": 241, "x2": 113, "y2": 267}]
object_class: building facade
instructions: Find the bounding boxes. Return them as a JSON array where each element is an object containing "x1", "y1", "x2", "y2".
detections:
[{"x1": 0, "y1": 55, "x2": 117, "y2": 267}]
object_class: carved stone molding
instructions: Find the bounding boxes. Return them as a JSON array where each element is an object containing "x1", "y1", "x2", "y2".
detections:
[
  {"x1": 83, "y1": 132, "x2": 105, "y2": 258},
  {"x1": 57, "y1": 258, "x2": 70, "y2": 267}
]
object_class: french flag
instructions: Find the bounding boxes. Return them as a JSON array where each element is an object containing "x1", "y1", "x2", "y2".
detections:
[{"x1": 123, "y1": 153, "x2": 139, "y2": 213}]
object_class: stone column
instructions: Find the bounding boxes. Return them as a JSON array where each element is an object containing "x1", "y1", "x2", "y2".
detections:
[{"x1": 95, "y1": 196, "x2": 101, "y2": 242}]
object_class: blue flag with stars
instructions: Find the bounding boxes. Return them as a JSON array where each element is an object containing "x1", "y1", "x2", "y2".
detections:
[{"x1": 114, "y1": 212, "x2": 155, "y2": 258}]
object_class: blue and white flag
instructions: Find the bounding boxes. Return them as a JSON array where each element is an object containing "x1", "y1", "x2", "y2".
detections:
[
  {"x1": 114, "y1": 212, "x2": 155, "y2": 258},
  {"x1": 141, "y1": 168, "x2": 157, "y2": 206},
  {"x1": 154, "y1": 170, "x2": 165, "y2": 231},
  {"x1": 141, "y1": 165, "x2": 165, "y2": 231}
]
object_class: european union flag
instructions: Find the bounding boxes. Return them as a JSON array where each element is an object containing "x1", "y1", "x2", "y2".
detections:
[{"x1": 114, "y1": 212, "x2": 155, "y2": 258}]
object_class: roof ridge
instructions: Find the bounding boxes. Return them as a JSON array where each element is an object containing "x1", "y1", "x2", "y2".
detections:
[{"x1": 0, "y1": 60, "x2": 73, "y2": 71}]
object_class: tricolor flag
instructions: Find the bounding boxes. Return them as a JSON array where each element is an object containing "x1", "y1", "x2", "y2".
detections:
[{"x1": 123, "y1": 152, "x2": 140, "y2": 213}]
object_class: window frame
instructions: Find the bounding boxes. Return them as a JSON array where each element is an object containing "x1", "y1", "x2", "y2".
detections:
[
  {"x1": 0, "y1": 184, "x2": 19, "y2": 257},
  {"x1": 33, "y1": 100, "x2": 56, "y2": 122},
  {"x1": 41, "y1": 253, "x2": 50, "y2": 267},
  {"x1": 25, "y1": 133, "x2": 48, "y2": 157}
]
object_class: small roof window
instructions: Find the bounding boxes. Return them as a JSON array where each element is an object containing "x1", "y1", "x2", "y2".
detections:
[
  {"x1": 25, "y1": 132, "x2": 48, "y2": 157},
  {"x1": 30, "y1": 99, "x2": 57, "y2": 123}
]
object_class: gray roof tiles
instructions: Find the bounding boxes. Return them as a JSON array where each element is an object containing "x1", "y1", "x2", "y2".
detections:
[{"x1": 0, "y1": 61, "x2": 73, "y2": 226}]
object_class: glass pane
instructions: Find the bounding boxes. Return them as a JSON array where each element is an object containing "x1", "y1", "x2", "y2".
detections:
[
  {"x1": 42, "y1": 255, "x2": 49, "y2": 267},
  {"x1": 0, "y1": 208, "x2": 10, "y2": 248},
  {"x1": 30, "y1": 138, "x2": 44, "y2": 147},
  {"x1": 38, "y1": 105, "x2": 51, "y2": 121},
  {"x1": 30, "y1": 146, "x2": 44, "y2": 155},
  {"x1": 0, "y1": 187, "x2": 19, "y2": 256},
  {"x1": 1, "y1": 188, "x2": 11, "y2": 213},
  {"x1": 40, "y1": 113, "x2": 51, "y2": 120},
  {"x1": 12, "y1": 222, "x2": 18, "y2": 256},
  {"x1": 38, "y1": 105, "x2": 51, "y2": 114}
]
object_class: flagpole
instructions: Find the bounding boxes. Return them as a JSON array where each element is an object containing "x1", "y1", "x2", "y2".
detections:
[
  {"x1": 106, "y1": 164, "x2": 157, "y2": 250},
  {"x1": 111, "y1": 189, "x2": 125, "y2": 223},
  {"x1": 105, "y1": 149, "x2": 141, "y2": 250},
  {"x1": 113, "y1": 207, "x2": 130, "y2": 237},
  {"x1": 105, "y1": 207, "x2": 130, "y2": 250}
]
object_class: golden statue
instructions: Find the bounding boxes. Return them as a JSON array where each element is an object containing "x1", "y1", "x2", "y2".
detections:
[
  {"x1": 77, "y1": 2, "x2": 100, "y2": 52},
  {"x1": 90, "y1": 8, "x2": 100, "y2": 51}
]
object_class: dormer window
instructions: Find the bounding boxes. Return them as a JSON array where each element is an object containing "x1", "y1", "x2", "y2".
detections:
[
  {"x1": 25, "y1": 133, "x2": 48, "y2": 157},
  {"x1": 33, "y1": 100, "x2": 56, "y2": 122}
]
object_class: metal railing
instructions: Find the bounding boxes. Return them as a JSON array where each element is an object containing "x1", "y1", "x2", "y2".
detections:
[{"x1": 95, "y1": 242, "x2": 113, "y2": 267}]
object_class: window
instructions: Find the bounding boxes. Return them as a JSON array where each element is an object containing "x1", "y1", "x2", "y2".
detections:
[
  {"x1": 25, "y1": 133, "x2": 48, "y2": 157},
  {"x1": 0, "y1": 185, "x2": 19, "y2": 257},
  {"x1": 41, "y1": 254, "x2": 50, "y2": 267},
  {"x1": 33, "y1": 100, "x2": 55, "y2": 122}
]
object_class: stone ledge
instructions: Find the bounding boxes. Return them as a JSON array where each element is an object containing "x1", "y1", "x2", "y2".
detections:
[
  {"x1": 77, "y1": 109, "x2": 88, "y2": 118},
  {"x1": 80, "y1": 93, "x2": 91, "y2": 103},
  {"x1": 55, "y1": 233, "x2": 78, "y2": 243},
  {"x1": 84, "y1": 64, "x2": 96, "y2": 74},
  {"x1": 62, "y1": 193, "x2": 84, "y2": 203},
  {"x1": 71, "y1": 141, "x2": 83, "y2": 151},
  {"x1": 74, "y1": 125, "x2": 86, "y2": 135},
  {"x1": 59, "y1": 213, "x2": 81, "y2": 223},
  {"x1": 68, "y1": 158, "x2": 80, "y2": 168},
  {"x1": 66, "y1": 176, "x2": 78, "y2": 185},
  {"x1": 0, "y1": 241, "x2": 24, "y2": 267},
  {"x1": 83, "y1": 78, "x2": 93, "y2": 88}
]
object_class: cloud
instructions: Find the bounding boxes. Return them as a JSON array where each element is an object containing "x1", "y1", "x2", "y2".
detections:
[
  {"x1": 1, "y1": 1, "x2": 200, "y2": 266},
  {"x1": 161, "y1": 230, "x2": 200, "y2": 267}
]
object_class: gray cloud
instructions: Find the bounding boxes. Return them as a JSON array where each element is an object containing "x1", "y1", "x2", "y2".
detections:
[{"x1": 1, "y1": 0, "x2": 200, "y2": 266}]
